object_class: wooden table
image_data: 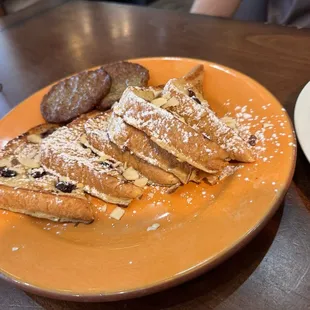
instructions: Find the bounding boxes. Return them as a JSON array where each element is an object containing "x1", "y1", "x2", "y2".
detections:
[{"x1": 0, "y1": 1, "x2": 310, "y2": 309}]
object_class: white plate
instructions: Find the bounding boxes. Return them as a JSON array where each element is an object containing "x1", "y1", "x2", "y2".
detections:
[{"x1": 295, "y1": 82, "x2": 310, "y2": 163}]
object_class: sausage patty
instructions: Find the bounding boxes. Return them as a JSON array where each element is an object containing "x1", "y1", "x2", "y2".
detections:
[
  {"x1": 97, "y1": 61, "x2": 149, "y2": 111},
  {"x1": 41, "y1": 68, "x2": 111, "y2": 123}
]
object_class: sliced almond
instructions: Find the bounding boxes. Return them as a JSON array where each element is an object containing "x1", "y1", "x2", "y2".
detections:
[
  {"x1": 97, "y1": 154, "x2": 111, "y2": 162},
  {"x1": 147, "y1": 223, "x2": 160, "y2": 231},
  {"x1": 151, "y1": 97, "x2": 167, "y2": 107},
  {"x1": 134, "y1": 177, "x2": 148, "y2": 187},
  {"x1": 17, "y1": 154, "x2": 40, "y2": 168},
  {"x1": 123, "y1": 167, "x2": 139, "y2": 181},
  {"x1": 0, "y1": 158, "x2": 12, "y2": 167},
  {"x1": 151, "y1": 88, "x2": 162, "y2": 98},
  {"x1": 135, "y1": 89, "x2": 155, "y2": 102},
  {"x1": 110, "y1": 207, "x2": 125, "y2": 220},
  {"x1": 80, "y1": 135, "x2": 87, "y2": 145},
  {"x1": 27, "y1": 134, "x2": 42, "y2": 144},
  {"x1": 221, "y1": 116, "x2": 237, "y2": 129},
  {"x1": 162, "y1": 97, "x2": 179, "y2": 108},
  {"x1": 178, "y1": 116, "x2": 186, "y2": 123}
]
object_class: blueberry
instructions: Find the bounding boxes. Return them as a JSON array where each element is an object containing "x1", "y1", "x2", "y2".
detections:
[
  {"x1": 55, "y1": 181, "x2": 76, "y2": 193},
  {"x1": 188, "y1": 89, "x2": 196, "y2": 97},
  {"x1": 30, "y1": 168, "x2": 46, "y2": 179},
  {"x1": 101, "y1": 161, "x2": 113, "y2": 169},
  {"x1": 0, "y1": 167, "x2": 17, "y2": 178},
  {"x1": 188, "y1": 89, "x2": 201, "y2": 104},
  {"x1": 248, "y1": 135, "x2": 257, "y2": 146}
]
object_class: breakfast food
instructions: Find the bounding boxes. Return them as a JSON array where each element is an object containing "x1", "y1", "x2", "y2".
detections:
[
  {"x1": 107, "y1": 113, "x2": 204, "y2": 184},
  {"x1": 161, "y1": 65, "x2": 255, "y2": 162},
  {"x1": 0, "y1": 62, "x2": 257, "y2": 223},
  {"x1": 84, "y1": 112, "x2": 180, "y2": 186},
  {"x1": 0, "y1": 124, "x2": 93, "y2": 223},
  {"x1": 40, "y1": 113, "x2": 144, "y2": 206},
  {"x1": 97, "y1": 61, "x2": 150, "y2": 111},
  {"x1": 107, "y1": 114, "x2": 237, "y2": 185},
  {"x1": 113, "y1": 87, "x2": 230, "y2": 174},
  {"x1": 41, "y1": 67, "x2": 111, "y2": 123}
]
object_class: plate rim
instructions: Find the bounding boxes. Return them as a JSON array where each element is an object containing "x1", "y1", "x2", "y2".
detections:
[
  {"x1": 0, "y1": 57, "x2": 297, "y2": 302},
  {"x1": 294, "y1": 81, "x2": 310, "y2": 163}
]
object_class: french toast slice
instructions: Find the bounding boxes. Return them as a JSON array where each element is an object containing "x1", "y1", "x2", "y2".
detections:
[
  {"x1": 161, "y1": 65, "x2": 255, "y2": 162},
  {"x1": 0, "y1": 124, "x2": 93, "y2": 223},
  {"x1": 113, "y1": 87, "x2": 229, "y2": 174},
  {"x1": 84, "y1": 112, "x2": 180, "y2": 186},
  {"x1": 40, "y1": 114, "x2": 144, "y2": 206},
  {"x1": 107, "y1": 113, "x2": 206, "y2": 184}
]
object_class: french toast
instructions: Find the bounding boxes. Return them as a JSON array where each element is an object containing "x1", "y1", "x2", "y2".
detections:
[
  {"x1": 84, "y1": 112, "x2": 180, "y2": 186},
  {"x1": 161, "y1": 66, "x2": 255, "y2": 162},
  {"x1": 113, "y1": 87, "x2": 229, "y2": 174},
  {"x1": 107, "y1": 113, "x2": 206, "y2": 184},
  {"x1": 108, "y1": 113, "x2": 238, "y2": 185},
  {"x1": 0, "y1": 64, "x2": 257, "y2": 224},
  {"x1": 40, "y1": 114, "x2": 144, "y2": 206},
  {"x1": 0, "y1": 124, "x2": 94, "y2": 223}
]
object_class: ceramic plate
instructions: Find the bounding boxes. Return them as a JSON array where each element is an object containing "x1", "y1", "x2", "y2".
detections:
[
  {"x1": 0, "y1": 57, "x2": 296, "y2": 301},
  {"x1": 294, "y1": 81, "x2": 310, "y2": 163}
]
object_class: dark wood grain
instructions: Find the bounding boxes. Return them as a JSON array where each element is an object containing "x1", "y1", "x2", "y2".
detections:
[
  {"x1": 0, "y1": 1, "x2": 310, "y2": 309},
  {"x1": 0, "y1": 0, "x2": 69, "y2": 31}
]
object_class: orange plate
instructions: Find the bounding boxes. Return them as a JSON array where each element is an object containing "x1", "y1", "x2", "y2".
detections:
[{"x1": 0, "y1": 57, "x2": 296, "y2": 301}]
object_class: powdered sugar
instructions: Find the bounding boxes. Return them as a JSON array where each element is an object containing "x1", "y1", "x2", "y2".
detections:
[
  {"x1": 114, "y1": 87, "x2": 227, "y2": 174},
  {"x1": 162, "y1": 79, "x2": 255, "y2": 163}
]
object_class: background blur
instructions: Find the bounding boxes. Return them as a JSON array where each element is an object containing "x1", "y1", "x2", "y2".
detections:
[{"x1": 0, "y1": 0, "x2": 266, "y2": 22}]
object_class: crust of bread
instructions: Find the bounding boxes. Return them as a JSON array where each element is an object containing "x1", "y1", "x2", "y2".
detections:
[
  {"x1": 163, "y1": 67, "x2": 255, "y2": 162},
  {"x1": 40, "y1": 115, "x2": 143, "y2": 205},
  {"x1": 84, "y1": 113, "x2": 180, "y2": 186},
  {"x1": 0, "y1": 184, "x2": 93, "y2": 223},
  {"x1": 113, "y1": 87, "x2": 229, "y2": 174},
  {"x1": 182, "y1": 64, "x2": 205, "y2": 101}
]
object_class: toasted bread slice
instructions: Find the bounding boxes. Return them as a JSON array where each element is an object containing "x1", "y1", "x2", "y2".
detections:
[
  {"x1": 160, "y1": 66, "x2": 255, "y2": 162},
  {"x1": 113, "y1": 87, "x2": 229, "y2": 174},
  {"x1": 108, "y1": 113, "x2": 205, "y2": 184},
  {"x1": 40, "y1": 115, "x2": 143, "y2": 206},
  {"x1": 84, "y1": 112, "x2": 180, "y2": 186},
  {"x1": 0, "y1": 124, "x2": 93, "y2": 223}
]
